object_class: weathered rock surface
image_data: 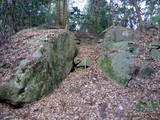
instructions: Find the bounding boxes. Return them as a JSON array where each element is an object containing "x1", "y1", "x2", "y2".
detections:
[
  {"x1": 98, "y1": 51, "x2": 135, "y2": 86},
  {"x1": 107, "y1": 41, "x2": 138, "y2": 53},
  {"x1": 102, "y1": 26, "x2": 141, "y2": 50},
  {"x1": 149, "y1": 41, "x2": 160, "y2": 49},
  {"x1": 144, "y1": 22, "x2": 158, "y2": 31},
  {"x1": 150, "y1": 49, "x2": 160, "y2": 59},
  {"x1": 74, "y1": 57, "x2": 92, "y2": 71},
  {"x1": 98, "y1": 26, "x2": 140, "y2": 86},
  {"x1": 0, "y1": 31, "x2": 77, "y2": 105},
  {"x1": 138, "y1": 63, "x2": 154, "y2": 79},
  {"x1": 149, "y1": 41, "x2": 160, "y2": 59},
  {"x1": 75, "y1": 57, "x2": 92, "y2": 67}
]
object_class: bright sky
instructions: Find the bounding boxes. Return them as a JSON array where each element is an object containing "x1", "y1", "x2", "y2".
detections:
[
  {"x1": 73, "y1": 0, "x2": 87, "y2": 11},
  {"x1": 73, "y1": 0, "x2": 146, "y2": 20}
]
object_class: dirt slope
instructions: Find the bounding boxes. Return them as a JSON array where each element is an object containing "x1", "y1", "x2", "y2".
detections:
[{"x1": 0, "y1": 33, "x2": 160, "y2": 120}]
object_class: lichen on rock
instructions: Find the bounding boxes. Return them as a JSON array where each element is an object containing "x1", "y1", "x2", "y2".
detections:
[
  {"x1": 98, "y1": 51, "x2": 135, "y2": 86},
  {"x1": 98, "y1": 26, "x2": 139, "y2": 86},
  {"x1": 0, "y1": 30, "x2": 77, "y2": 105}
]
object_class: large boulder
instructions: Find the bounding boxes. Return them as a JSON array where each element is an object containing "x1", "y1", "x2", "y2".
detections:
[
  {"x1": 150, "y1": 49, "x2": 160, "y2": 59},
  {"x1": 144, "y1": 22, "x2": 158, "y2": 31},
  {"x1": 0, "y1": 31, "x2": 77, "y2": 105},
  {"x1": 149, "y1": 41, "x2": 160, "y2": 49},
  {"x1": 97, "y1": 26, "x2": 141, "y2": 86},
  {"x1": 98, "y1": 51, "x2": 135, "y2": 86},
  {"x1": 138, "y1": 63, "x2": 154, "y2": 79},
  {"x1": 149, "y1": 41, "x2": 160, "y2": 59},
  {"x1": 102, "y1": 26, "x2": 141, "y2": 50},
  {"x1": 107, "y1": 41, "x2": 139, "y2": 54}
]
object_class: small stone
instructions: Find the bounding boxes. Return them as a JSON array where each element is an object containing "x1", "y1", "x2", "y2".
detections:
[
  {"x1": 32, "y1": 50, "x2": 42, "y2": 59},
  {"x1": 20, "y1": 59, "x2": 30, "y2": 67},
  {"x1": 32, "y1": 106, "x2": 39, "y2": 112},
  {"x1": 118, "y1": 104, "x2": 124, "y2": 110},
  {"x1": 75, "y1": 40, "x2": 80, "y2": 44},
  {"x1": 74, "y1": 116, "x2": 79, "y2": 119},
  {"x1": 97, "y1": 39, "x2": 103, "y2": 43},
  {"x1": 74, "y1": 58, "x2": 82, "y2": 65},
  {"x1": 138, "y1": 63, "x2": 154, "y2": 78},
  {"x1": 75, "y1": 57, "x2": 92, "y2": 68}
]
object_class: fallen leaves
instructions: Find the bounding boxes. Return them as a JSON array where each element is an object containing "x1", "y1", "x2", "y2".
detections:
[{"x1": 0, "y1": 30, "x2": 160, "y2": 120}]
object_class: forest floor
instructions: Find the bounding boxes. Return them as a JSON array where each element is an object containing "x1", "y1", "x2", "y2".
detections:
[{"x1": 0, "y1": 31, "x2": 160, "y2": 120}]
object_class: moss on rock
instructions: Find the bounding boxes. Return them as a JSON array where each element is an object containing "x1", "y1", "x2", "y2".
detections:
[
  {"x1": 98, "y1": 51, "x2": 135, "y2": 86},
  {"x1": 0, "y1": 31, "x2": 77, "y2": 105}
]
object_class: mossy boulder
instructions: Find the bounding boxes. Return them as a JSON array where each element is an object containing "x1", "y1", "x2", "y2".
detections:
[
  {"x1": 107, "y1": 41, "x2": 138, "y2": 54},
  {"x1": 144, "y1": 22, "x2": 158, "y2": 31},
  {"x1": 149, "y1": 41, "x2": 160, "y2": 49},
  {"x1": 0, "y1": 32, "x2": 77, "y2": 105},
  {"x1": 148, "y1": 41, "x2": 160, "y2": 59},
  {"x1": 150, "y1": 49, "x2": 160, "y2": 59},
  {"x1": 102, "y1": 26, "x2": 141, "y2": 50},
  {"x1": 98, "y1": 51, "x2": 135, "y2": 86},
  {"x1": 98, "y1": 26, "x2": 141, "y2": 86},
  {"x1": 138, "y1": 63, "x2": 154, "y2": 79}
]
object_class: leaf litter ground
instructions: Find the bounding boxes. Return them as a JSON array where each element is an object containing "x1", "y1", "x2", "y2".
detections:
[{"x1": 0, "y1": 31, "x2": 160, "y2": 120}]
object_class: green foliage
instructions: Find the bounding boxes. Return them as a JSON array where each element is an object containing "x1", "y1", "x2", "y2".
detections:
[
  {"x1": 135, "y1": 101, "x2": 146, "y2": 111},
  {"x1": 1, "y1": 0, "x2": 160, "y2": 34},
  {"x1": 83, "y1": 0, "x2": 108, "y2": 33},
  {"x1": 151, "y1": 15, "x2": 160, "y2": 25},
  {"x1": 0, "y1": 0, "x2": 56, "y2": 34},
  {"x1": 147, "y1": 101, "x2": 158, "y2": 112},
  {"x1": 75, "y1": 67, "x2": 84, "y2": 72},
  {"x1": 69, "y1": 7, "x2": 83, "y2": 31},
  {"x1": 135, "y1": 100, "x2": 158, "y2": 112}
]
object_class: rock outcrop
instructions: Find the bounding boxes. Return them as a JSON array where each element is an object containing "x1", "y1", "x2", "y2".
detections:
[
  {"x1": 98, "y1": 51, "x2": 135, "y2": 86},
  {"x1": 102, "y1": 26, "x2": 141, "y2": 50},
  {"x1": 149, "y1": 41, "x2": 160, "y2": 59},
  {"x1": 0, "y1": 31, "x2": 77, "y2": 105},
  {"x1": 138, "y1": 63, "x2": 154, "y2": 79},
  {"x1": 98, "y1": 26, "x2": 140, "y2": 86}
]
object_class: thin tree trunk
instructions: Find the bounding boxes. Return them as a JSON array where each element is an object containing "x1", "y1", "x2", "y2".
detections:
[
  {"x1": 129, "y1": 17, "x2": 134, "y2": 29},
  {"x1": 63, "y1": 0, "x2": 68, "y2": 26},
  {"x1": 2, "y1": 0, "x2": 17, "y2": 32},
  {"x1": 108, "y1": 0, "x2": 113, "y2": 27},
  {"x1": 131, "y1": 0, "x2": 144, "y2": 31},
  {"x1": 56, "y1": 0, "x2": 68, "y2": 27},
  {"x1": 56, "y1": 0, "x2": 61, "y2": 25}
]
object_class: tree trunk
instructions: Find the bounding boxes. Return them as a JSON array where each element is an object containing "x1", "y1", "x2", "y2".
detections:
[
  {"x1": 131, "y1": 0, "x2": 144, "y2": 31},
  {"x1": 63, "y1": 0, "x2": 68, "y2": 26},
  {"x1": 108, "y1": 0, "x2": 113, "y2": 27},
  {"x1": 56, "y1": 0, "x2": 61, "y2": 25},
  {"x1": 2, "y1": 0, "x2": 17, "y2": 32},
  {"x1": 56, "y1": 0, "x2": 68, "y2": 27}
]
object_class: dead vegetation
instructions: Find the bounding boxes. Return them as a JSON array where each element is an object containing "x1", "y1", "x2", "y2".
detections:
[{"x1": 0, "y1": 29, "x2": 160, "y2": 120}]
